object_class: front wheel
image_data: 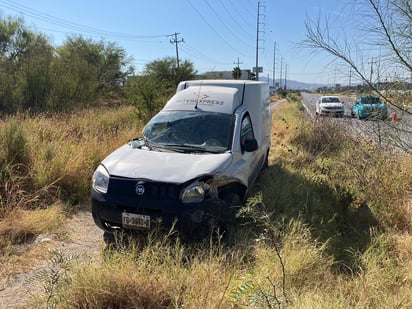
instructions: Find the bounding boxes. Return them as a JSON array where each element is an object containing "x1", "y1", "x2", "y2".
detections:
[
  {"x1": 221, "y1": 192, "x2": 242, "y2": 224},
  {"x1": 222, "y1": 192, "x2": 242, "y2": 207},
  {"x1": 220, "y1": 192, "x2": 245, "y2": 243}
]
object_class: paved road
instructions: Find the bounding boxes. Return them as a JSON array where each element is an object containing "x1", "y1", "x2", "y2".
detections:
[{"x1": 300, "y1": 92, "x2": 412, "y2": 154}]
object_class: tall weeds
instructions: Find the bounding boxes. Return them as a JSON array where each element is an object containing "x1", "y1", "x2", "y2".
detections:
[
  {"x1": 2, "y1": 97, "x2": 411, "y2": 308},
  {"x1": 0, "y1": 106, "x2": 142, "y2": 268},
  {"x1": 0, "y1": 106, "x2": 141, "y2": 215}
]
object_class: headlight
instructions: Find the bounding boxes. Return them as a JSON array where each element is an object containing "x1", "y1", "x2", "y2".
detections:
[
  {"x1": 92, "y1": 165, "x2": 110, "y2": 194},
  {"x1": 181, "y1": 182, "x2": 206, "y2": 203}
]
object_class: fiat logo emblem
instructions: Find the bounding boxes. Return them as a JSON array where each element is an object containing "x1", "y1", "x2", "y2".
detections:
[{"x1": 135, "y1": 184, "x2": 145, "y2": 195}]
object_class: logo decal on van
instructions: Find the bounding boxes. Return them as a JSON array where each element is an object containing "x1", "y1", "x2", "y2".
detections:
[
  {"x1": 193, "y1": 93, "x2": 210, "y2": 100},
  {"x1": 175, "y1": 93, "x2": 224, "y2": 106},
  {"x1": 136, "y1": 184, "x2": 145, "y2": 195}
]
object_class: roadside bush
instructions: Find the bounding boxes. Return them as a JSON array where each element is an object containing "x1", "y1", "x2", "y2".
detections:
[
  {"x1": 126, "y1": 76, "x2": 169, "y2": 122},
  {"x1": 0, "y1": 119, "x2": 32, "y2": 172},
  {"x1": 0, "y1": 119, "x2": 35, "y2": 216},
  {"x1": 339, "y1": 141, "x2": 412, "y2": 232},
  {"x1": 27, "y1": 106, "x2": 141, "y2": 204},
  {"x1": 292, "y1": 118, "x2": 350, "y2": 157},
  {"x1": 0, "y1": 105, "x2": 141, "y2": 215}
]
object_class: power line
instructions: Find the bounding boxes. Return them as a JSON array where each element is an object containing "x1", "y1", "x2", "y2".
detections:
[
  {"x1": 0, "y1": 0, "x2": 169, "y2": 40},
  {"x1": 180, "y1": 42, "x2": 232, "y2": 65},
  {"x1": 216, "y1": 0, "x2": 253, "y2": 37},
  {"x1": 185, "y1": 0, "x2": 249, "y2": 57},
  {"x1": 204, "y1": 0, "x2": 253, "y2": 48},
  {"x1": 226, "y1": 0, "x2": 254, "y2": 28}
]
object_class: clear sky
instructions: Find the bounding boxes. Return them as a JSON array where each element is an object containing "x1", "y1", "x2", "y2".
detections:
[{"x1": 0, "y1": 0, "x2": 354, "y2": 84}]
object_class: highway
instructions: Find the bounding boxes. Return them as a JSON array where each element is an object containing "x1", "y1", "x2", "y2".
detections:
[{"x1": 300, "y1": 92, "x2": 412, "y2": 154}]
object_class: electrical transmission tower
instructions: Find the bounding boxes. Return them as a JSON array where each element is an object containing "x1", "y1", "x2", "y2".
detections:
[{"x1": 255, "y1": 1, "x2": 264, "y2": 80}]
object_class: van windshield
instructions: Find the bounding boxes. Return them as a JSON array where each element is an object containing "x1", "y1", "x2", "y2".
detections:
[{"x1": 143, "y1": 111, "x2": 235, "y2": 153}]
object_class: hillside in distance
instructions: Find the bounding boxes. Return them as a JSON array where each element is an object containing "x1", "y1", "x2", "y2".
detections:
[{"x1": 261, "y1": 77, "x2": 329, "y2": 90}]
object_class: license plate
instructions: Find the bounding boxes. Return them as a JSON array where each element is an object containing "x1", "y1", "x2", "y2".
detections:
[{"x1": 122, "y1": 213, "x2": 150, "y2": 229}]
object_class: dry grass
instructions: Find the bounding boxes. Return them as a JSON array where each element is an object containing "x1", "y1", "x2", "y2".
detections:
[
  {"x1": 0, "y1": 203, "x2": 66, "y2": 283},
  {"x1": 0, "y1": 203, "x2": 65, "y2": 247},
  {"x1": 26, "y1": 106, "x2": 142, "y2": 203},
  {"x1": 1, "y1": 98, "x2": 411, "y2": 308},
  {"x1": 0, "y1": 105, "x2": 142, "y2": 283},
  {"x1": 56, "y1": 238, "x2": 237, "y2": 309},
  {"x1": 0, "y1": 106, "x2": 141, "y2": 212}
]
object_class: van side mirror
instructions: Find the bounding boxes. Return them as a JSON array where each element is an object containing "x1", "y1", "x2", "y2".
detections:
[{"x1": 242, "y1": 138, "x2": 258, "y2": 152}]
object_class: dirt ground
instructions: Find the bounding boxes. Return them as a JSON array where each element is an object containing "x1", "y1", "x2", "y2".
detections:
[{"x1": 0, "y1": 204, "x2": 103, "y2": 309}]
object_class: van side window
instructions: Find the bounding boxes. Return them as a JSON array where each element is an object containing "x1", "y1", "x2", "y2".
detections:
[{"x1": 240, "y1": 114, "x2": 254, "y2": 145}]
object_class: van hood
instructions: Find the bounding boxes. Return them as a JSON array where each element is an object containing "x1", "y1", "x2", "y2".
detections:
[{"x1": 101, "y1": 144, "x2": 233, "y2": 183}]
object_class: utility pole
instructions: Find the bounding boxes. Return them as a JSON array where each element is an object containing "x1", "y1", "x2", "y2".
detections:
[
  {"x1": 272, "y1": 42, "x2": 276, "y2": 87},
  {"x1": 279, "y1": 57, "x2": 283, "y2": 89},
  {"x1": 377, "y1": 54, "x2": 381, "y2": 90},
  {"x1": 170, "y1": 32, "x2": 184, "y2": 68},
  {"x1": 368, "y1": 57, "x2": 376, "y2": 84},
  {"x1": 234, "y1": 57, "x2": 243, "y2": 79},
  {"x1": 284, "y1": 63, "x2": 287, "y2": 89},
  {"x1": 368, "y1": 57, "x2": 376, "y2": 93}
]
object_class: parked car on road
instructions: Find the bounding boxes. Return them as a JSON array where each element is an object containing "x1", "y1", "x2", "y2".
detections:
[
  {"x1": 351, "y1": 95, "x2": 388, "y2": 120},
  {"x1": 315, "y1": 96, "x2": 345, "y2": 117}
]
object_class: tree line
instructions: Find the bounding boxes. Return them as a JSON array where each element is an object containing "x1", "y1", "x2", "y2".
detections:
[{"x1": 0, "y1": 16, "x2": 197, "y2": 116}]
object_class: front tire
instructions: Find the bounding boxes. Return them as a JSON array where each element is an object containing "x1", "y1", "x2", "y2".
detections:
[{"x1": 103, "y1": 231, "x2": 115, "y2": 244}]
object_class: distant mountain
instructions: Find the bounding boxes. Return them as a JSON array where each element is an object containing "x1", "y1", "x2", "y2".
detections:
[{"x1": 260, "y1": 77, "x2": 329, "y2": 91}]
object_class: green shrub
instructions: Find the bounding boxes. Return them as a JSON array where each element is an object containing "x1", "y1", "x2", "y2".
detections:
[{"x1": 0, "y1": 119, "x2": 32, "y2": 171}]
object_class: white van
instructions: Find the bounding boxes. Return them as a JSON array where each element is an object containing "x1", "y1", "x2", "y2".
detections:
[{"x1": 91, "y1": 80, "x2": 272, "y2": 240}]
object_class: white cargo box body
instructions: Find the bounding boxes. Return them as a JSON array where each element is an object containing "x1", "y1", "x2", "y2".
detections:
[
  {"x1": 91, "y1": 79, "x2": 272, "y2": 240},
  {"x1": 164, "y1": 85, "x2": 242, "y2": 114}
]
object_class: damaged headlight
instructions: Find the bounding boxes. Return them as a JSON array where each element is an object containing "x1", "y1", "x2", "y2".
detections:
[
  {"x1": 92, "y1": 164, "x2": 110, "y2": 194},
  {"x1": 181, "y1": 182, "x2": 206, "y2": 203}
]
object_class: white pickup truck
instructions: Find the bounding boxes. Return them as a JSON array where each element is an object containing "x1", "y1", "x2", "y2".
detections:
[{"x1": 91, "y1": 80, "x2": 272, "y2": 240}]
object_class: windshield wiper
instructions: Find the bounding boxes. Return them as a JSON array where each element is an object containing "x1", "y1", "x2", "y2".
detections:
[
  {"x1": 162, "y1": 143, "x2": 222, "y2": 154},
  {"x1": 129, "y1": 137, "x2": 165, "y2": 151},
  {"x1": 144, "y1": 137, "x2": 170, "y2": 151}
]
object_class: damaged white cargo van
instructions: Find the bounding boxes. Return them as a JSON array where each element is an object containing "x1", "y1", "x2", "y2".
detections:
[{"x1": 91, "y1": 80, "x2": 272, "y2": 239}]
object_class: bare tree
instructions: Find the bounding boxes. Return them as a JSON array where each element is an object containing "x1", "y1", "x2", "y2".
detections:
[
  {"x1": 302, "y1": 0, "x2": 412, "y2": 154},
  {"x1": 302, "y1": 0, "x2": 412, "y2": 113}
]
